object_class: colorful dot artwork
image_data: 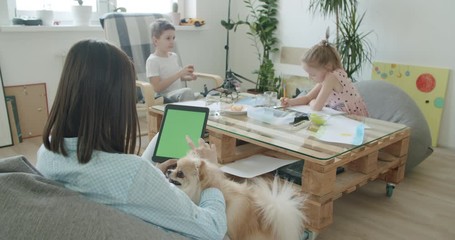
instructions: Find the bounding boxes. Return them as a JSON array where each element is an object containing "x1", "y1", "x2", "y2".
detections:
[
  {"x1": 416, "y1": 73, "x2": 436, "y2": 93},
  {"x1": 372, "y1": 62, "x2": 450, "y2": 146}
]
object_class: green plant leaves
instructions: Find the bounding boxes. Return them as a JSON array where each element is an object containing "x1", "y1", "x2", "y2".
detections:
[
  {"x1": 224, "y1": 0, "x2": 281, "y2": 92},
  {"x1": 308, "y1": 0, "x2": 372, "y2": 80},
  {"x1": 309, "y1": 0, "x2": 357, "y2": 17},
  {"x1": 337, "y1": 7, "x2": 373, "y2": 79},
  {"x1": 220, "y1": 20, "x2": 235, "y2": 30}
]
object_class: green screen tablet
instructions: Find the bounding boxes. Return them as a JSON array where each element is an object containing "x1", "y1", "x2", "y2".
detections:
[{"x1": 152, "y1": 104, "x2": 209, "y2": 163}]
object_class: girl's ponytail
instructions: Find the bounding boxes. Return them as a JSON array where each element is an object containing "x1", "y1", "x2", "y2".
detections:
[{"x1": 320, "y1": 27, "x2": 330, "y2": 47}]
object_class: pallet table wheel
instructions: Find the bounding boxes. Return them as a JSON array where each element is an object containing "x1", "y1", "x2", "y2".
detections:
[
  {"x1": 303, "y1": 229, "x2": 318, "y2": 240},
  {"x1": 386, "y1": 183, "x2": 396, "y2": 197}
]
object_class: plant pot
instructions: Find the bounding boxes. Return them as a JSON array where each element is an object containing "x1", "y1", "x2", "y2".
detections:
[
  {"x1": 71, "y1": 5, "x2": 92, "y2": 26},
  {"x1": 36, "y1": 10, "x2": 53, "y2": 26},
  {"x1": 169, "y1": 12, "x2": 181, "y2": 25},
  {"x1": 246, "y1": 88, "x2": 262, "y2": 95}
]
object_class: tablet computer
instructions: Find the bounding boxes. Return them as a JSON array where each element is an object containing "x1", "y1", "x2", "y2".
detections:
[{"x1": 152, "y1": 104, "x2": 209, "y2": 163}]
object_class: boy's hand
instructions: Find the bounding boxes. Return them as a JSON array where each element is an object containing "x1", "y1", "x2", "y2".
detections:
[
  {"x1": 181, "y1": 65, "x2": 197, "y2": 80},
  {"x1": 188, "y1": 73, "x2": 197, "y2": 81},
  {"x1": 182, "y1": 65, "x2": 194, "y2": 74}
]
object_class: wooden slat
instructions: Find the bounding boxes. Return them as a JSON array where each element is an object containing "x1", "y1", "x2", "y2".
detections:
[{"x1": 280, "y1": 46, "x2": 308, "y2": 65}]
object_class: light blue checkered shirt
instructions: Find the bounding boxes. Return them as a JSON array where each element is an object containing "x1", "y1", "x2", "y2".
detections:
[{"x1": 36, "y1": 138, "x2": 227, "y2": 240}]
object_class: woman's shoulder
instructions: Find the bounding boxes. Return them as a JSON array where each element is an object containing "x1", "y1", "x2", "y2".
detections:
[{"x1": 96, "y1": 151, "x2": 146, "y2": 164}]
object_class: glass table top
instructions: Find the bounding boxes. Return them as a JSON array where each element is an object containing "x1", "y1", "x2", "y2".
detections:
[{"x1": 151, "y1": 102, "x2": 408, "y2": 161}]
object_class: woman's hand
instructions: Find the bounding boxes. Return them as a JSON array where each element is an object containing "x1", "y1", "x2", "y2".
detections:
[
  {"x1": 157, "y1": 159, "x2": 178, "y2": 174},
  {"x1": 186, "y1": 136, "x2": 218, "y2": 164}
]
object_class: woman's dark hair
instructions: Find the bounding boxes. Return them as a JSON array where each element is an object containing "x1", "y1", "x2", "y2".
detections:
[{"x1": 43, "y1": 39, "x2": 140, "y2": 163}]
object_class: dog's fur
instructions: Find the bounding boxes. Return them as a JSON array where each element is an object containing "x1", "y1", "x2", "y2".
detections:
[{"x1": 167, "y1": 155, "x2": 307, "y2": 240}]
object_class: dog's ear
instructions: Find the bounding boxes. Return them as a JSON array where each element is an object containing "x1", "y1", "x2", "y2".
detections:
[
  {"x1": 197, "y1": 160, "x2": 207, "y2": 179},
  {"x1": 199, "y1": 159, "x2": 206, "y2": 168}
]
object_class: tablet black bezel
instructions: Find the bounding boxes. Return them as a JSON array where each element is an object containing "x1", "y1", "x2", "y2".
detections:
[{"x1": 152, "y1": 104, "x2": 209, "y2": 163}]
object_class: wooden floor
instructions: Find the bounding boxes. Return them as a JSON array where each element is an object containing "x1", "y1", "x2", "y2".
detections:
[{"x1": 1, "y1": 137, "x2": 454, "y2": 240}]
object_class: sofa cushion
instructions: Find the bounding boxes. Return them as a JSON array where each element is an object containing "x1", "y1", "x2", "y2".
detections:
[
  {"x1": 355, "y1": 80, "x2": 433, "y2": 172},
  {"x1": 0, "y1": 155, "x2": 188, "y2": 240}
]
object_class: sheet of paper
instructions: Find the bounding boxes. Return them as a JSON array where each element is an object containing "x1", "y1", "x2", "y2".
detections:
[
  {"x1": 288, "y1": 105, "x2": 345, "y2": 115},
  {"x1": 220, "y1": 154, "x2": 300, "y2": 178},
  {"x1": 172, "y1": 100, "x2": 222, "y2": 112},
  {"x1": 172, "y1": 100, "x2": 207, "y2": 107},
  {"x1": 313, "y1": 115, "x2": 365, "y2": 145}
]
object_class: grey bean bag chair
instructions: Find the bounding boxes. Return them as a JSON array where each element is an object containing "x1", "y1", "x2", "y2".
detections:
[
  {"x1": 355, "y1": 80, "x2": 433, "y2": 172},
  {"x1": 0, "y1": 155, "x2": 188, "y2": 240}
]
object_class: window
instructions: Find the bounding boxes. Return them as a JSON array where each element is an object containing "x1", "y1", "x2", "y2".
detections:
[
  {"x1": 15, "y1": 0, "x2": 174, "y2": 13},
  {"x1": 16, "y1": 0, "x2": 98, "y2": 11},
  {"x1": 14, "y1": 0, "x2": 176, "y2": 25},
  {"x1": 115, "y1": 0, "x2": 173, "y2": 13}
]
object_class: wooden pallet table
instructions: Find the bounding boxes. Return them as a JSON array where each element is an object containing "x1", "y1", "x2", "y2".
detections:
[{"x1": 149, "y1": 104, "x2": 410, "y2": 239}]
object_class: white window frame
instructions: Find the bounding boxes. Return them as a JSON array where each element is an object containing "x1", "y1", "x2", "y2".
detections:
[{"x1": 12, "y1": 0, "x2": 184, "y2": 26}]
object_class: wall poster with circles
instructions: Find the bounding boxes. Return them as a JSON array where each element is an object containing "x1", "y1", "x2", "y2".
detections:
[{"x1": 371, "y1": 62, "x2": 449, "y2": 146}]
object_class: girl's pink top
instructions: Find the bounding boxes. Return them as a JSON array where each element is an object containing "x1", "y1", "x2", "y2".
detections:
[{"x1": 326, "y1": 69, "x2": 369, "y2": 117}]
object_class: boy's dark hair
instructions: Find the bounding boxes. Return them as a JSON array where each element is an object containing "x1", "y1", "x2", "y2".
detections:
[
  {"x1": 42, "y1": 39, "x2": 140, "y2": 164},
  {"x1": 150, "y1": 18, "x2": 175, "y2": 39}
]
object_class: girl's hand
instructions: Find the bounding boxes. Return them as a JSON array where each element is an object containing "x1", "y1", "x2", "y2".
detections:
[
  {"x1": 280, "y1": 97, "x2": 292, "y2": 108},
  {"x1": 186, "y1": 136, "x2": 218, "y2": 164}
]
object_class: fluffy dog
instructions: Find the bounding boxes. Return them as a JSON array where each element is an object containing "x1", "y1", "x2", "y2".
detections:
[{"x1": 166, "y1": 155, "x2": 307, "y2": 240}]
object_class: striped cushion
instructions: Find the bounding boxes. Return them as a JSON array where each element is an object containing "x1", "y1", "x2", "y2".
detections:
[{"x1": 100, "y1": 13, "x2": 181, "y2": 82}]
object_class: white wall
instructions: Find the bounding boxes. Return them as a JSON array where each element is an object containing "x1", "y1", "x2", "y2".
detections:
[
  {"x1": 0, "y1": 29, "x2": 105, "y2": 108},
  {"x1": 0, "y1": 0, "x2": 226, "y2": 108},
  {"x1": 230, "y1": 0, "x2": 455, "y2": 150}
]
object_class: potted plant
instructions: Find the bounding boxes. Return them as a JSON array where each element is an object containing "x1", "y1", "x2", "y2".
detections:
[
  {"x1": 222, "y1": 0, "x2": 281, "y2": 93},
  {"x1": 309, "y1": 0, "x2": 373, "y2": 80},
  {"x1": 169, "y1": 2, "x2": 180, "y2": 25},
  {"x1": 72, "y1": 0, "x2": 92, "y2": 26}
]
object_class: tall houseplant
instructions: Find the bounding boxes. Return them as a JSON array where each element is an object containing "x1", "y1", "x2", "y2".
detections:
[
  {"x1": 222, "y1": 0, "x2": 281, "y2": 93},
  {"x1": 309, "y1": 0, "x2": 372, "y2": 80}
]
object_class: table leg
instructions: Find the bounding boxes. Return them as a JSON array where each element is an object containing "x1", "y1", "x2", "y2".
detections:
[
  {"x1": 302, "y1": 161, "x2": 336, "y2": 196},
  {"x1": 301, "y1": 161, "x2": 336, "y2": 232},
  {"x1": 209, "y1": 132, "x2": 236, "y2": 164},
  {"x1": 378, "y1": 136, "x2": 409, "y2": 184},
  {"x1": 148, "y1": 111, "x2": 162, "y2": 140},
  {"x1": 305, "y1": 198, "x2": 333, "y2": 232}
]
